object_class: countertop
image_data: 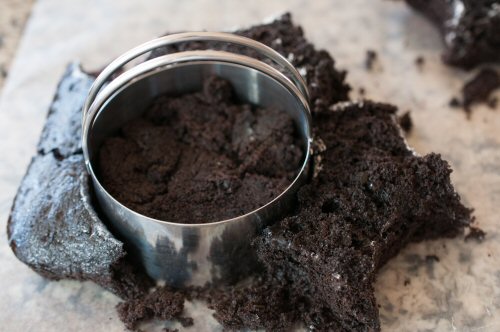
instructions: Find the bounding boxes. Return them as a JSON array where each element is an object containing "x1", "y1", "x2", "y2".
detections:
[{"x1": 0, "y1": 0, "x2": 499, "y2": 331}]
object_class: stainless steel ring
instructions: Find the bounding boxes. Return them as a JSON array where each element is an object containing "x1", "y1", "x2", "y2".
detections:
[
  {"x1": 82, "y1": 32, "x2": 312, "y2": 286},
  {"x1": 83, "y1": 31, "x2": 310, "y2": 117}
]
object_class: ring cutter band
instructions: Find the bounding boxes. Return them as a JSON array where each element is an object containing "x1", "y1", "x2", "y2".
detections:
[
  {"x1": 82, "y1": 32, "x2": 312, "y2": 286},
  {"x1": 83, "y1": 31, "x2": 310, "y2": 117}
]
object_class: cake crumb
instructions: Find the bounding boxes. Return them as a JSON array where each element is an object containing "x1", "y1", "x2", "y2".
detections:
[
  {"x1": 179, "y1": 317, "x2": 194, "y2": 327},
  {"x1": 398, "y1": 111, "x2": 413, "y2": 133},
  {"x1": 425, "y1": 255, "x2": 440, "y2": 263},
  {"x1": 404, "y1": 278, "x2": 411, "y2": 286},
  {"x1": 449, "y1": 97, "x2": 462, "y2": 108},
  {"x1": 487, "y1": 97, "x2": 498, "y2": 109},
  {"x1": 462, "y1": 69, "x2": 500, "y2": 114},
  {"x1": 415, "y1": 56, "x2": 425, "y2": 68},
  {"x1": 365, "y1": 50, "x2": 377, "y2": 70},
  {"x1": 465, "y1": 227, "x2": 486, "y2": 243}
]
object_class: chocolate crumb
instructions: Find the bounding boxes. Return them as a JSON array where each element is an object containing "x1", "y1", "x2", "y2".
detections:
[
  {"x1": 365, "y1": 50, "x2": 377, "y2": 70},
  {"x1": 449, "y1": 97, "x2": 462, "y2": 108},
  {"x1": 404, "y1": 279, "x2": 411, "y2": 286},
  {"x1": 488, "y1": 97, "x2": 498, "y2": 109},
  {"x1": 415, "y1": 56, "x2": 425, "y2": 68},
  {"x1": 208, "y1": 101, "x2": 472, "y2": 331},
  {"x1": 462, "y1": 69, "x2": 500, "y2": 113},
  {"x1": 116, "y1": 287, "x2": 186, "y2": 330},
  {"x1": 398, "y1": 111, "x2": 413, "y2": 133},
  {"x1": 465, "y1": 227, "x2": 486, "y2": 243},
  {"x1": 0, "y1": 65, "x2": 7, "y2": 79},
  {"x1": 425, "y1": 255, "x2": 440, "y2": 263},
  {"x1": 359, "y1": 87, "x2": 366, "y2": 96},
  {"x1": 178, "y1": 316, "x2": 194, "y2": 327}
]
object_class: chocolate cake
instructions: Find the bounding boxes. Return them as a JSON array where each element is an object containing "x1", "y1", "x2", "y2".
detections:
[
  {"x1": 98, "y1": 76, "x2": 302, "y2": 224},
  {"x1": 7, "y1": 63, "x2": 153, "y2": 300},
  {"x1": 208, "y1": 101, "x2": 472, "y2": 331},
  {"x1": 7, "y1": 14, "x2": 348, "y2": 296},
  {"x1": 7, "y1": 13, "x2": 473, "y2": 332},
  {"x1": 406, "y1": 0, "x2": 500, "y2": 69}
]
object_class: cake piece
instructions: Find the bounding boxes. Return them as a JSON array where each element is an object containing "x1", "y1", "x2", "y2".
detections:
[
  {"x1": 209, "y1": 101, "x2": 472, "y2": 331},
  {"x1": 406, "y1": 0, "x2": 500, "y2": 69},
  {"x1": 7, "y1": 64, "x2": 153, "y2": 300}
]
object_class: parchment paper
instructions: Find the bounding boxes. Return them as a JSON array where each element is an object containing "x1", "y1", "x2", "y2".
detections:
[{"x1": 0, "y1": 0, "x2": 499, "y2": 331}]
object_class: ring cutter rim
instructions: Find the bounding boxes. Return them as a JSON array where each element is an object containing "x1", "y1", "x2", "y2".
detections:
[{"x1": 82, "y1": 33, "x2": 312, "y2": 228}]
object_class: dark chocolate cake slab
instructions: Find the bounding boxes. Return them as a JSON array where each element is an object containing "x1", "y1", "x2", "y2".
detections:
[
  {"x1": 406, "y1": 0, "x2": 500, "y2": 69},
  {"x1": 7, "y1": 64, "x2": 153, "y2": 300}
]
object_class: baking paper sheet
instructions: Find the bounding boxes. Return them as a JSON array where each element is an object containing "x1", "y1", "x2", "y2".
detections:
[{"x1": 1, "y1": 0, "x2": 499, "y2": 331}]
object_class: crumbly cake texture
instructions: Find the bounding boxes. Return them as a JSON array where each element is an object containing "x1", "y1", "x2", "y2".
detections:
[
  {"x1": 7, "y1": 63, "x2": 153, "y2": 300},
  {"x1": 99, "y1": 76, "x2": 302, "y2": 224},
  {"x1": 406, "y1": 0, "x2": 500, "y2": 69},
  {"x1": 116, "y1": 286, "x2": 188, "y2": 330},
  {"x1": 7, "y1": 13, "x2": 473, "y2": 332},
  {"x1": 208, "y1": 101, "x2": 472, "y2": 331}
]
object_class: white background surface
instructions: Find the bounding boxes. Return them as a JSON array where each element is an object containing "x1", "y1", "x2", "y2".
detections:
[{"x1": 1, "y1": 0, "x2": 499, "y2": 331}]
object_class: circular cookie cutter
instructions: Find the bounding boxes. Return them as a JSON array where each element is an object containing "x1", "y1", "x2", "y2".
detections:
[{"x1": 82, "y1": 32, "x2": 312, "y2": 286}]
